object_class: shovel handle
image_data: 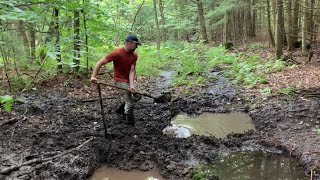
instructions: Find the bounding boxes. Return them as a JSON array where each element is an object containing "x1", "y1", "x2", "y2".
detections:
[
  {"x1": 97, "y1": 83, "x2": 108, "y2": 138},
  {"x1": 97, "y1": 81, "x2": 155, "y2": 99}
]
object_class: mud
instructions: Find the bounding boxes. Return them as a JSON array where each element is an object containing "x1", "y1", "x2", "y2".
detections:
[{"x1": 0, "y1": 73, "x2": 320, "y2": 179}]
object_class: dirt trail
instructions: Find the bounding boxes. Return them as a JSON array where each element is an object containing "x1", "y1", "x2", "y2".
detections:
[{"x1": 0, "y1": 72, "x2": 320, "y2": 179}]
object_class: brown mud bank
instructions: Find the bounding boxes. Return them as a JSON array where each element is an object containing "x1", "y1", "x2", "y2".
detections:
[{"x1": 0, "y1": 74, "x2": 320, "y2": 179}]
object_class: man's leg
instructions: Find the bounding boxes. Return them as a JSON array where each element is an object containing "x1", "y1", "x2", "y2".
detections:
[
  {"x1": 115, "y1": 81, "x2": 141, "y2": 114},
  {"x1": 115, "y1": 81, "x2": 135, "y2": 126}
]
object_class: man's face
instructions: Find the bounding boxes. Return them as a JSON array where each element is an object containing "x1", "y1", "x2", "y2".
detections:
[{"x1": 127, "y1": 40, "x2": 138, "y2": 51}]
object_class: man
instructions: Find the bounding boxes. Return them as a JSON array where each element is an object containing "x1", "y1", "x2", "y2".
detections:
[{"x1": 90, "y1": 34, "x2": 141, "y2": 126}]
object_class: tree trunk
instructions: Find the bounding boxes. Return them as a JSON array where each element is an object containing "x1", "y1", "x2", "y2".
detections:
[
  {"x1": 239, "y1": 8, "x2": 245, "y2": 43},
  {"x1": 271, "y1": 0, "x2": 277, "y2": 39},
  {"x1": 280, "y1": 0, "x2": 287, "y2": 46},
  {"x1": 232, "y1": 10, "x2": 237, "y2": 44},
  {"x1": 53, "y1": 8, "x2": 62, "y2": 73},
  {"x1": 29, "y1": 23, "x2": 36, "y2": 63},
  {"x1": 287, "y1": 0, "x2": 294, "y2": 51},
  {"x1": 152, "y1": 0, "x2": 161, "y2": 51},
  {"x1": 302, "y1": 0, "x2": 308, "y2": 53},
  {"x1": 130, "y1": 0, "x2": 135, "y2": 33},
  {"x1": 83, "y1": 0, "x2": 89, "y2": 73},
  {"x1": 275, "y1": 0, "x2": 284, "y2": 59},
  {"x1": 267, "y1": 0, "x2": 275, "y2": 47},
  {"x1": 0, "y1": 34, "x2": 12, "y2": 92},
  {"x1": 39, "y1": 9, "x2": 56, "y2": 62},
  {"x1": 309, "y1": 0, "x2": 315, "y2": 42},
  {"x1": 245, "y1": 0, "x2": 252, "y2": 37},
  {"x1": 196, "y1": 0, "x2": 208, "y2": 43},
  {"x1": 158, "y1": 0, "x2": 167, "y2": 41},
  {"x1": 73, "y1": 8, "x2": 81, "y2": 72},
  {"x1": 251, "y1": 0, "x2": 257, "y2": 37},
  {"x1": 292, "y1": 0, "x2": 299, "y2": 42},
  {"x1": 223, "y1": 11, "x2": 229, "y2": 43},
  {"x1": 18, "y1": 20, "x2": 30, "y2": 61}
]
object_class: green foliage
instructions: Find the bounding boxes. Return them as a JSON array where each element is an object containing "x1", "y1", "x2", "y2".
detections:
[
  {"x1": 263, "y1": 59, "x2": 286, "y2": 72},
  {"x1": 135, "y1": 45, "x2": 162, "y2": 76},
  {"x1": 278, "y1": 87, "x2": 296, "y2": 96},
  {"x1": 0, "y1": 95, "x2": 14, "y2": 112},
  {"x1": 205, "y1": 47, "x2": 291, "y2": 88},
  {"x1": 191, "y1": 165, "x2": 212, "y2": 180},
  {"x1": 314, "y1": 128, "x2": 320, "y2": 134},
  {"x1": 258, "y1": 87, "x2": 273, "y2": 95},
  {"x1": 11, "y1": 75, "x2": 32, "y2": 91},
  {"x1": 172, "y1": 43, "x2": 207, "y2": 87}
]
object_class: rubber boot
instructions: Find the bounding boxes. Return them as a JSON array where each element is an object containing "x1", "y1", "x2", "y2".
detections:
[
  {"x1": 126, "y1": 112, "x2": 135, "y2": 126},
  {"x1": 115, "y1": 102, "x2": 125, "y2": 115}
]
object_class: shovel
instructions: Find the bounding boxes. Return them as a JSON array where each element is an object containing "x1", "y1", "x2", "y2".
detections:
[
  {"x1": 97, "y1": 81, "x2": 171, "y2": 103},
  {"x1": 97, "y1": 83, "x2": 108, "y2": 138}
]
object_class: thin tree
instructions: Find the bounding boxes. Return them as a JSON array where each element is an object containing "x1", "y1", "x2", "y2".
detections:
[
  {"x1": 29, "y1": 24, "x2": 36, "y2": 63},
  {"x1": 53, "y1": 7, "x2": 62, "y2": 73},
  {"x1": 158, "y1": 0, "x2": 167, "y2": 41},
  {"x1": 82, "y1": 0, "x2": 89, "y2": 73},
  {"x1": 196, "y1": 0, "x2": 208, "y2": 43},
  {"x1": 292, "y1": 0, "x2": 299, "y2": 43},
  {"x1": 302, "y1": 0, "x2": 308, "y2": 53},
  {"x1": 73, "y1": 7, "x2": 81, "y2": 72},
  {"x1": 286, "y1": 0, "x2": 294, "y2": 50},
  {"x1": 267, "y1": 0, "x2": 275, "y2": 47},
  {"x1": 223, "y1": 11, "x2": 230, "y2": 43},
  {"x1": 18, "y1": 20, "x2": 30, "y2": 61},
  {"x1": 275, "y1": 0, "x2": 284, "y2": 59},
  {"x1": 153, "y1": 0, "x2": 161, "y2": 51}
]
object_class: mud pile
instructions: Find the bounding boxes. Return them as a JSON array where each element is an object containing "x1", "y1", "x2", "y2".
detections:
[{"x1": 0, "y1": 74, "x2": 319, "y2": 179}]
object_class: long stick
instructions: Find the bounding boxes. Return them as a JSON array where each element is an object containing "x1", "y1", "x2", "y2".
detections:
[
  {"x1": 97, "y1": 84, "x2": 108, "y2": 138},
  {"x1": 98, "y1": 81, "x2": 155, "y2": 99}
]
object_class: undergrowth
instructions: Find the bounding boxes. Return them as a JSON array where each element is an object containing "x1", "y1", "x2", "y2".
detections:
[
  {"x1": 1, "y1": 41, "x2": 291, "y2": 95},
  {"x1": 0, "y1": 95, "x2": 14, "y2": 112}
]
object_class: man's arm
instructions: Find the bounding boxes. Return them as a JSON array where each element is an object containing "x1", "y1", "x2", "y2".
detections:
[
  {"x1": 90, "y1": 57, "x2": 109, "y2": 82},
  {"x1": 128, "y1": 64, "x2": 136, "y2": 92}
]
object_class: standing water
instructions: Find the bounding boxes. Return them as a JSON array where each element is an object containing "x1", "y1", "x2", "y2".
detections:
[
  {"x1": 164, "y1": 112, "x2": 255, "y2": 138},
  {"x1": 90, "y1": 167, "x2": 164, "y2": 180},
  {"x1": 197, "y1": 151, "x2": 308, "y2": 180}
]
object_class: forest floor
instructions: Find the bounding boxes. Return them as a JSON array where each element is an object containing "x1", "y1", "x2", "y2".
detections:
[{"x1": 1, "y1": 46, "x2": 320, "y2": 180}]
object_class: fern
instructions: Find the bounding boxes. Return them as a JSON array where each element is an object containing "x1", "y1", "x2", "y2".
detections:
[{"x1": 0, "y1": 95, "x2": 14, "y2": 112}]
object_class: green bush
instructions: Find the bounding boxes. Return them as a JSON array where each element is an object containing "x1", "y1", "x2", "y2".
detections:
[
  {"x1": 0, "y1": 95, "x2": 14, "y2": 112},
  {"x1": 278, "y1": 87, "x2": 296, "y2": 96}
]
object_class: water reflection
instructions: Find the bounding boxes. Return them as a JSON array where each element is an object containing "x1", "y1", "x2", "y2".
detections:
[
  {"x1": 171, "y1": 112, "x2": 255, "y2": 138},
  {"x1": 201, "y1": 151, "x2": 308, "y2": 180},
  {"x1": 90, "y1": 167, "x2": 164, "y2": 180}
]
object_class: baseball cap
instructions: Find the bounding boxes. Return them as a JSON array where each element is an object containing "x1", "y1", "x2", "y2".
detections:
[{"x1": 125, "y1": 34, "x2": 141, "y2": 45}]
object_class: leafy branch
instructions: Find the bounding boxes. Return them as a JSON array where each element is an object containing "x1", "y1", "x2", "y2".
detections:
[{"x1": 0, "y1": 95, "x2": 14, "y2": 112}]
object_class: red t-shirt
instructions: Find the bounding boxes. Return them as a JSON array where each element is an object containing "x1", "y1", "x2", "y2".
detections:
[{"x1": 105, "y1": 47, "x2": 138, "y2": 83}]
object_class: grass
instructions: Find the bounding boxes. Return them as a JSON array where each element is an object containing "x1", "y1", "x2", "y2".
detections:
[{"x1": 1, "y1": 40, "x2": 292, "y2": 94}]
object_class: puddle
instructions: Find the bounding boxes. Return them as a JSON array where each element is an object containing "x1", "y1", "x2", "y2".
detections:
[
  {"x1": 90, "y1": 167, "x2": 164, "y2": 180},
  {"x1": 160, "y1": 71, "x2": 174, "y2": 88},
  {"x1": 199, "y1": 151, "x2": 308, "y2": 180},
  {"x1": 166, "y1": 112, "x2": 255, "y2": 138}
]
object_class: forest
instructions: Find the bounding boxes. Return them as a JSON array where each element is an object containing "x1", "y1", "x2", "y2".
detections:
[{"x1": 1, "y1": 0, "x2": 320, "y2": 180}]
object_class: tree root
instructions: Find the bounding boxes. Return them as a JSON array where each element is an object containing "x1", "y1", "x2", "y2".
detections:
[{"x1": 0, "y1": 137, "x2": 94, "y2": 174}]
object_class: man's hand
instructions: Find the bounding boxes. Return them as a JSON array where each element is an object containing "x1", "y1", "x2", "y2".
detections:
[
  {"x1": 129, "y1": 85, "x2": 136, "y2": 93},
  {"x1": 90, "y1": 76, "x2": 98, "y2": 83}
]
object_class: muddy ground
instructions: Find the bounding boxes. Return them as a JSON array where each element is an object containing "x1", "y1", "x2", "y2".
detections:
[{"x1": 1, "y1": 71, "x2": 320, "y2": 180}]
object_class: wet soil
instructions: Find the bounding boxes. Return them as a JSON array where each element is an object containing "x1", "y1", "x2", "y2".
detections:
[{"x1": 1, "y1": 71, "x2": 320, "y2": 180}]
